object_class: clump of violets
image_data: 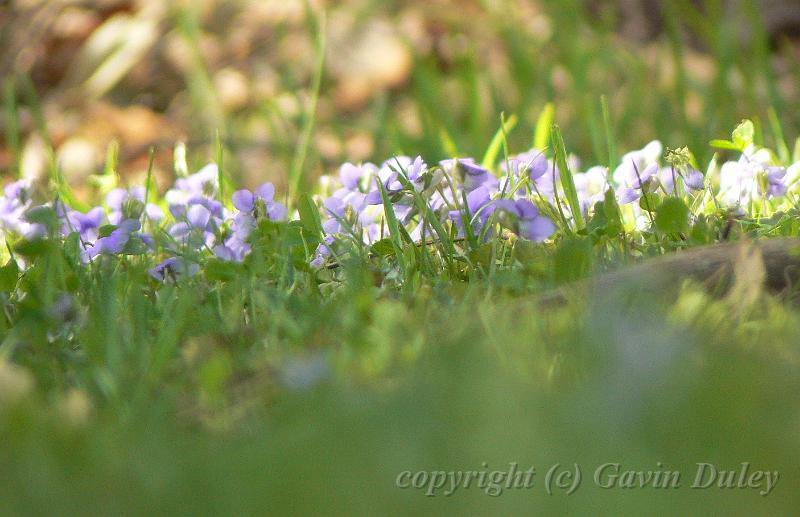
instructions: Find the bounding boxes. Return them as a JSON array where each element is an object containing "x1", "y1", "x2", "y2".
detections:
[
  {"x1": 0, "y1": 180, "x2": 46, "y2": 239},
  {"x1": 214, "y1": 183, "x2": 287, "y2": 262},
  {"x1": 717, "y1": 145, "x2": 788, "y2": 208},
  {"x1": 0, "y1": 119, "x2": 797, "y2": 279},
  {"x1": 81, "y1": 219, "x2": 143, "y2": 263}
]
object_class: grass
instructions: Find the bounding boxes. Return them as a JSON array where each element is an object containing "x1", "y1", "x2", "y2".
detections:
[{"x1": 2, "y1": 1, "x2": 800, "y2": 514}]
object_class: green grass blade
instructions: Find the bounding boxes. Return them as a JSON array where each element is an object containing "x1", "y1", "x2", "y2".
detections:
[
  {"x1": 534, "y1": 103, "x2": 554, "y2": 150},
  {"x1": 103, "y1": 140, "x2": 119, "y2": 177},
  {"x1": 767, "y1": 107, "x2": 791, "y2": 165},
  {"x1": 142, "y1": 147, "x2": 156, "y2": 229},
  {"x1": 393, "y1": 172, "x2": 454, "y2": 264},
  {"x1": 438, "y1": 126, "x2": 460, "y2": 158},
  {"x1": 377, "y1": 180, "x2": 407, "y2": 275},
  {"x1": 481, "y1": 113, "x2": 518, "y2": 170},
  {"x1": 550, "y1": 124, "x2": 585, "y2": 231},
  {"x1": 600, "y1": 95, "x2": 617, "y2": 172}
]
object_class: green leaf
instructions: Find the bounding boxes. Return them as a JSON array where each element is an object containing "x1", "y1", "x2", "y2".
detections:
[
  {"x1": 370, "y1": 238, "x2": 395, "y2": 257},
  {"x1": 732, "y1": 119, "x2": 754, "y2": 150},
  {"x1": 468, "y1": 243, "x2": 494, "y2": 268},
  {"x1": 98, "y1": 225, "x2": 117, "y2": 238},
  {"x1": 690, "y1": 215, "x2": 713, "y2": 245},
  {"x1": 603, "y1": 188, "x2": 623, "y2": 236},
  {"x1": 122, "y1": 236, "x2": 149, "y2": 255},
  {"x1": 204, "y1": 258, "x2": 239, "y2": 282},
  {"x1": 297, "y1": 193, "x2": 323, "y2": 238},
  {"x1": 710, "y1": 139, "x2": 739, "y2": 151},
  {"x1": 554, "y1": 237, "x2": 592, "y2": 283},
  {"x1": 655, "y1": 197, "x2": 690, "y2": 234},
  {"x1": 14, "y1": 238, "x2": 51, "y2": 257},
  {"x1": 0, "y1": 259, "x2": 19, "y2": 292},
  {"x1": 63, "y1": 231, "x2": 82, "y2": 264},
  {"x1": 639, "y1": 192, "x2": 663, "y2": 212},
  {"x1": 24, "y1": 206, "x2": 58, "y2": 230},
  {"x1": 586, "y1": 201, "x2": 608, "y2": 235}
]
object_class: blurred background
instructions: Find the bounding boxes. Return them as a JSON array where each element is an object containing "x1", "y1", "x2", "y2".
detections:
[
  {"x1": 1, "y1": 0, "x2": 799, "y2": 198},
  {"x1": 2, "y1": 3, "x2": 800, "y2": 513}
]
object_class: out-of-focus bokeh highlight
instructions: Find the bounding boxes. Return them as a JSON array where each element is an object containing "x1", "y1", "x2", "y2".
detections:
[{"x1": 1, "y1": 0, "x2": 799, "y2": 196}]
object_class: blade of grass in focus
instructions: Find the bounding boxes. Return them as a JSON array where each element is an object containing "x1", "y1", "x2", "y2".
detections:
[
  {"x1": 481, "y1": 114, "x2": 518, "y2": 170},
  {"x1": 551, "y1": 124, "x2": 584, "y2": 231}
]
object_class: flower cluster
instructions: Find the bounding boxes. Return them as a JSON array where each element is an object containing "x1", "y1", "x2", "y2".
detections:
[{"x1": 0, "y1": 123, "x2": 797, "y2": 278}]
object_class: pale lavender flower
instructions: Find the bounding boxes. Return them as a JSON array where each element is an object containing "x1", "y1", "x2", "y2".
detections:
[
  {"x1": 106, "y1": 187, "x2": 163, "y2": 225},
  {"x1": 765, "y1": 166, "x2": 787, "y2": 197},
  {"x1": 659, "y1": 167, "x2": 705, "y2": 194},
  {"x1": 503, "y1": 149, "x2": 548, "y2": 181},
  {"x1": 616, "y1": 162, "x2": 659, "y2": 204},
  {"x1": 574, "y1": 166, "x2": 608, "y2": 214},
  {"x1": 494, "y1": 199, "x2": 556, "y2": 241},
  {"x1": 166, "y1": 164, "x2": 220, "y2": 218},
  {"x1": 0, "y1": 180, "x2": 45, "y2": 238},
  {"x1": 80, "y1": 219, "x2": 141, "y2": 262},
  {"x1": 322, "y1": 196, "x2": 346, "y2": 234},
  {"x1": 148, "y1": 257, "x2": 199, "y2": 282},
  {"x1": 62, "y1": 206, "x2": 105, "y2": 242},
  {"x1": 439, "y1": 158, "x2": 498, "y2": 192},
  {"x1": 448, "y1": 185, "x2": 495, "y2": 236},
  {"x1": 231, "y1": 182, "x2": 287, "y2": 221},
  {"x1": 310, "y1": 236, "x2": 335, "y2": 269}
]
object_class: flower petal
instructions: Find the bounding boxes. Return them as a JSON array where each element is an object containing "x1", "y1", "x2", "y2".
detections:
[
  {"x1": 232, "y1": 190, "x2": 254, "y2": 212},
  {"x1": 255, "y1": 183, "x2": 275, "y2": 202},
  {"x1": 187, "y1": 204, "x2": 212, "y2": 229}
]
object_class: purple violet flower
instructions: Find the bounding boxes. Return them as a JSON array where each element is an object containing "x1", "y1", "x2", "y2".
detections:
[
  {"x1": 106, "y1": 187, "x2": 163, "y2": 225},
  {"x1": 503, "y1": 149, "x2": 548, "y2": 181},
  {"x1": 447, "y1": 185, "x2": 496, "y2": 236},
  {"x1": 148, "y1": 257, "x2": 199, "y2": 281},
  {"x1": 81, "y1": 219, "x2": 141, "y2": 262},
  {"x1": 439, "y1": 158, "x2": 498, "y2": 192},
  {"x1": 494, "y1": 199, "x2": 556, "y2": 242},
  {"x1": 231, "y1": 182, "x2": 287, "y2": 221},
  {"x1": 62, "y1": 206, "x2": 105, "y2": 242}
]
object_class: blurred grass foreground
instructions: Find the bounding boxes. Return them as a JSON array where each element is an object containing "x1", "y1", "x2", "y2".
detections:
[{"x1": 1, "y1": 0, "x2": 800, "y2": 515}]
